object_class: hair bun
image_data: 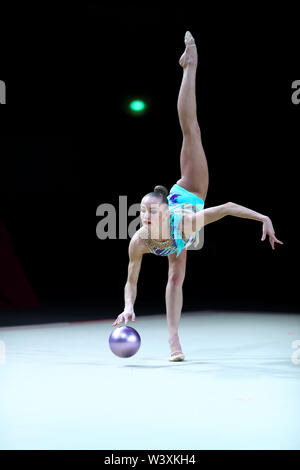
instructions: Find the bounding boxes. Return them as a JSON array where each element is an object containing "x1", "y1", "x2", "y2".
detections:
[{"x1": 154, "y1": 185, "x2": 168, "y2": 197}]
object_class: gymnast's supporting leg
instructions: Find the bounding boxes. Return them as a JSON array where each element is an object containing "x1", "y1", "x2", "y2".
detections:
[
  {"x1": 166, "y1": 251, "x2": 187, "y2": 361},
  {"x1": 176, "y1": 31, "x2": 209, "y2": 202}
]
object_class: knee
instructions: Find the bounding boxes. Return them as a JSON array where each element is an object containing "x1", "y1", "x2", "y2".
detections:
[
  {"x1": 167, "y1": 273, "x2": 185, "y2": 287},
  {"x1": 183, "y1": 121, "x2": 201, "y2": 137}
]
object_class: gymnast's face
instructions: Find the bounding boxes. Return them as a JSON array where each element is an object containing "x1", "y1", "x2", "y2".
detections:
[{"x1": 140, "y1": 196, "x2": 170, "y2": 237}]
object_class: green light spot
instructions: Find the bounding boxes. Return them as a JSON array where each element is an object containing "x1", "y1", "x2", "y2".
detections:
[{"x1": 129, "y1": 100, "x2": 146, "y2": 112}]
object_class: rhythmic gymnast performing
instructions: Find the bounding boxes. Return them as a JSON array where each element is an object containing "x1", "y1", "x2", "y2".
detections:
[{"x1": 112, "y1": 31, "x2": 284, "y2": 361}]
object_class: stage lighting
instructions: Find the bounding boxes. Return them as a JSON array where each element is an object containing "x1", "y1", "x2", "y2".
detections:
[{"x1": 129, "y1": 100, "x2": 146, "y2": 113}]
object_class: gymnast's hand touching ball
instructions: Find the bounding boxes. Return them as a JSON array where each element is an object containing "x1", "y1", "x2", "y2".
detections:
[{"x1": 112, "y1": 310, "x2": 136, "y2": 327}]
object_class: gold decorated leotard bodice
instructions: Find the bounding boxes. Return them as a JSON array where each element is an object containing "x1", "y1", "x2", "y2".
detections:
[{"x1": 138, "y1": 225, "x2": 188, "y2": 257}]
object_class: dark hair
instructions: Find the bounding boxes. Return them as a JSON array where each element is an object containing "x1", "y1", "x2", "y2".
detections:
[{"x1": 143, "y1": 185, "x2": 169, "y2": 205}]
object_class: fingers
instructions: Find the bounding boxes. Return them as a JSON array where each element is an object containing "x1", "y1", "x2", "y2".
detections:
[
  {"x1": 269, "y1": 235, "x2": 284, "y2": 250},
  {"x1": 112, "y1": 315, "x2": 123, "y2": 326},
  {"x1": 112, "y1": 313, "x2": 135, "y2": 327}
]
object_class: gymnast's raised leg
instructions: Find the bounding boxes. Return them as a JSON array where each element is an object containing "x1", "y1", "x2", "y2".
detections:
[{"x1": 176, "y1": 31, "x2": 209, "y2": 202}]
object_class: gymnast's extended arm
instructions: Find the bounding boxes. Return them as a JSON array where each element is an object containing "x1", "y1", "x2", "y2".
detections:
[
  {"x1": 112, "y1": 232, "x2": 144, "y2": 326},
  {"x1": 184, "y1": 202, "x2": 284, "y2": 250}
]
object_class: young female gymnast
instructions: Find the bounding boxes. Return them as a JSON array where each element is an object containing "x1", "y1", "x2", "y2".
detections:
[{"x1": 112, "y1": 31, "x2": 284, "y2": 361}]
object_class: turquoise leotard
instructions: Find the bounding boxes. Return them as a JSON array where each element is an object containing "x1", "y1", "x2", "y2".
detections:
[{"x1": 167, "y1": 184, "x2": 205, "y2": 257}]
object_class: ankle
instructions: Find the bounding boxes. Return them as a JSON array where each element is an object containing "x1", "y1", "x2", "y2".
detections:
[
  {"x1": 168, "y1": 333, "x2": 183, "y2": 355},
  {"x1": 168, "y1": 332, "x2": 179, "y2": 343}
]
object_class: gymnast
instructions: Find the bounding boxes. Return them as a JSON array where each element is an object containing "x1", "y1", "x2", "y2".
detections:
[{"x1": 112, "y1": 31, "x2": 284, "y2": 361}]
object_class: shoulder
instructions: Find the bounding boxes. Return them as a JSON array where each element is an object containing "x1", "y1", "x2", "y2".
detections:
[{"x1": 129, "y1": 227, "x2": 149, "y2": 256}]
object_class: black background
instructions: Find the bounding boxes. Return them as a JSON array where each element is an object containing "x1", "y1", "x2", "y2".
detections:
[{"x1": 0, "y1": 5, "x2": 299, "y2": 326}]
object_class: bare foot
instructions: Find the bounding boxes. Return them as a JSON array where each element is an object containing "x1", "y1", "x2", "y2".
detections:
[{"x1": 179, "y1": 31, "x2": 198, "y2": 68}]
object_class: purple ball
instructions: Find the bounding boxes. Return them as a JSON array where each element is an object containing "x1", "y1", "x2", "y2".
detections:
[{"x1": 109, "y1": 326, "x2": 141, "y2": 358}]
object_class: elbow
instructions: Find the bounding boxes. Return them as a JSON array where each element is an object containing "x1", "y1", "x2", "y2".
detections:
[{"x1": 224, "y1": 201, "x2": 234, "y2": 215}]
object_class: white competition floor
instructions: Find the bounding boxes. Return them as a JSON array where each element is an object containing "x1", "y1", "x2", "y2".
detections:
[{"x1": 0, "y1": 311, "x2": 299, "y2": 450}]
